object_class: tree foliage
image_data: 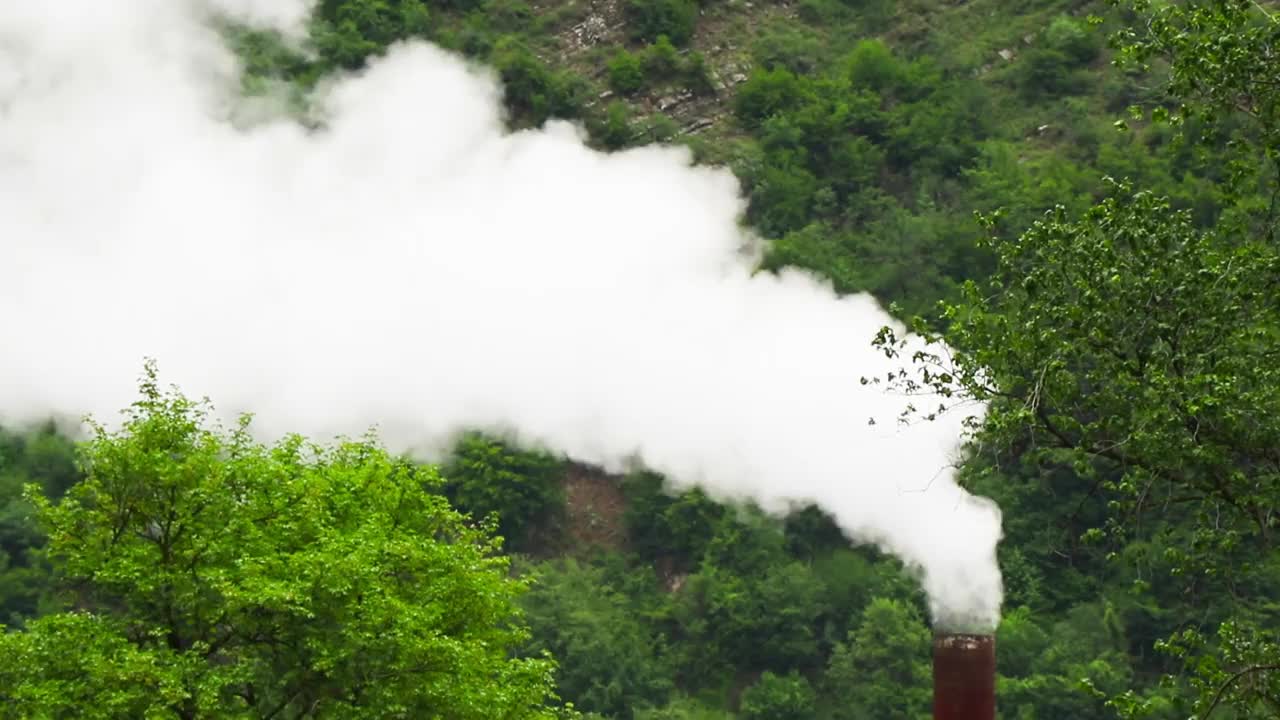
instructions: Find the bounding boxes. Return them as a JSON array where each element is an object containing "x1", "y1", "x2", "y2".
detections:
[
  {"x1": 624, "y1": 0, "x2": 698, "y2": 46},
  {"x1": 875, "y1": 1, "x2": 1280, "y2": 712},
  {"x1": 5, "y1": 1, "x2": 1280, "y2": 718},
  {"x1": 822, "y1": 598, "x2": 931, "y2": 720},
  {"x1": 443, "y1": 431, "x2": 566, "y2": 553},
  {"x1": 738, "y1": 671, "x2": 815, "y2": 720},
  {"x1": 0, "y1": 368, "x2": 559, "y2": 719}
]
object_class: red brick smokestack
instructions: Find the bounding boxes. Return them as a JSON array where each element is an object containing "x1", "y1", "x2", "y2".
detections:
[{"x1": 933, "y1": 633, "x2": 995, "y2": 720}]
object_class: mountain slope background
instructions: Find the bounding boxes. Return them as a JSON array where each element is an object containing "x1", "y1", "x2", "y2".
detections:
[{"x1": 3, "y1": 0, "x2": 1276, "y2": 718}]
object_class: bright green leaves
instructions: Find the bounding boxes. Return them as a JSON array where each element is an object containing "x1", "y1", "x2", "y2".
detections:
[
  {"x1": 2, "y1": 366, "x2": 560, "y2": 719},
  {"x1": 0, "y1": 613, "x2": 188, "y2": 719}
]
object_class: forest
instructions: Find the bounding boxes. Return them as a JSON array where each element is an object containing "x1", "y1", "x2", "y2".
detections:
[{"x1": 1, "y1": 0, "x2": 1279, "y2": 718}]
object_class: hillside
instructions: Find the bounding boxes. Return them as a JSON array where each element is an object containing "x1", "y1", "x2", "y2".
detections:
[{"x1": 2, "y1": 1, "x2": 1278, "y2": 719}]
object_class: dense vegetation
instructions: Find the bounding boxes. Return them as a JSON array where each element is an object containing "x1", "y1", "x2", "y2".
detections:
[
  {"x1": 1, "y1": 368, "x2": 561, "y2": 718},
  {"x1": 3, "y1": 0, "x2": 1278, "y2": 717}
]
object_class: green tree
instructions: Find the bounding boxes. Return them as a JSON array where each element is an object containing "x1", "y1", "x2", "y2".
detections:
[
  {"x1": 642, "y1": 36, "x2": 681, "y2": 81},
  {"x1": 738, "y1": 671, "x2": 816, "y2": 720},
  {"x1": 680, "y1": 51, "x2": 715, "y2": 96},
  {"x1": 1043, "y1": 15, "x2": 1102, "y2": 66},
  {"x1": 733, "y1": 67, "x2": 811, "y2": 128},
  {"x1": 671, "y1": 559, "x2": 826, "y2": 681},
  {"x1": 884, "y1": 180, "x2": 1280, "y2": 715},
  {"x1": 443, "y1": 431, "x2": 566, "y2": 553},
  {"x1": 624, "y1": 0, "x2": 698, "y2": 46},
  {"x1": 843, "y1": 39, "x2": 902, "y2": 93},
  {"x1": 0, "y1": 423, "x2": 81, "y2": 625},
  {"x1": 491, "y1": 37, "x2": 586, "y2": 127},
  {"x1": 607, "y1": 50, "x2": 645, "y2": 95},
  {"x1": 622, "y1": 472, "x2": 726, "y2": 571},
  {"x1": 0, "y1": 367, "x2": 559, "y2": 719},
  {"x1": 519, "y1": 558, "x2": 673, "y2": 718},
  {"x1": 821, "y1": 598, "x2": 931, "y2": 720},
  {"x1": 311, "y1": 0, "x2": 432, "y2": 70},
  {"x1": 1017, "y1": 48, "x2": 1086, "y2": 100},
  {"x1": 594, "y1": 101, "x2": 635, "y2": 151}
]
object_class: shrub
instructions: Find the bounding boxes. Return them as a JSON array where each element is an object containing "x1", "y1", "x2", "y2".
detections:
[
  {"x1": 595, "y1": 101, "x2": 635, "y2": 150},
  {"x1": 795, "y1": 0, "x2": 851, "y2": 26},
  {"x1": 844, "y1": 38, "x2": 902, "y2": 92},
  {"x1": 1043, "y1": 14, "x2": 1102, "y2": 66},
  {"x1": 733, "y1": 66, "x2": 810, "y2": 127},
  {"x1": 739, "y1": 672, "x2": 817, "y2": 720},
  {"x1": 681, "y1": 50, "x2": 716, "y2": 95},
  {"x1": 625, "y1": 0, "x2": 698, "y2": 45},
  {"x1": 607, "y1": 49, "x2": 645, "y2": 94},
  {"x1": 311, "y1": 0, "x2": 432, "y2": 69},
  {"x1": 645, "y1": 113, "x2": 681, "y2": 142},
  {"x1": 491, "y1": 38, "x2": 588, "y2": 126},
  {"x1": 479, "y1": 0, "x2": 534, "y2": 32},
  {"x1": 642, "y1": 35, "x2": 682, "y2": 80},
  {"x1": 751, "y1": 25, "x2": 827, "y2": 75},
  {"x1": 1018, "y1": 48, "x2": 1087, "y2": 100}
]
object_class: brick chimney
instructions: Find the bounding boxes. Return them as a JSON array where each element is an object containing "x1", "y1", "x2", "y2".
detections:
[{"x1": 933, "y1": 633, "x2": 995, "y2": 720}]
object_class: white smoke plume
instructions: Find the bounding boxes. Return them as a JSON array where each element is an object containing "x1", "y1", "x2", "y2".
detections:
[{"x1": 0, "y1": 1, "x2": 1002, "y2": 629}]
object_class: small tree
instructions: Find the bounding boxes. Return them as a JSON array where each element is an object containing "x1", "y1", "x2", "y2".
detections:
[
  {"x1": 624, "y1": 0, "x2": 698, "y2": 46},
  {"x1": 594, "y1": 101, "x2": 636, "y2": 151},
  {"x1": 680, "y1": 51, "x2": 715, "y2": 96},
  {"x1": 738, "y1": 671, "x2": 816, "y2": 720},
  {"x1": 1043, "y1": 15, "x2": 1101, "y2": 66},
  {"x1": 822, "y1": 598, "x2": 931, "y2": 719},
  {"x1": 607, "y1": 50, "x2": 645, "y2": 95},
  {"x1": 443, "y1": 431, "x2": 566, "y2": 553},
  {"x1": 310, "y1": 0, "x2": 432, "y2": 70},
  {"x1": 733, "y1": 67, "x2": 811, "y2": 128},
  {"x1": 642, "y1": 36, "x2": 682, "y2": 81}
]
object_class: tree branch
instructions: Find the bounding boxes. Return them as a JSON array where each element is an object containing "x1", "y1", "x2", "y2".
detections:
[{"x1": 1203, "y1": 664, "x2": 1280, "y2": 718}]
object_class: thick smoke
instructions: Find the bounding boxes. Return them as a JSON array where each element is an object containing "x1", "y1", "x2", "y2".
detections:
[{"x1": 0, "y1": 1, "x2": 1002, "y2": 629}]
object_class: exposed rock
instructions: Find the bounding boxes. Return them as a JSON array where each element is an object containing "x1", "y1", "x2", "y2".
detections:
[
  {"x1": 558, "y1": 462, "x2": 628, "y2": 554},
  {"x1": 683, "y1": 117, "x2": 714, "y2": 134},
  {"x1": 998, "y1": 48, "x2": 1015, "y2": 61},
  {"x1": 569, "y1": 14, "x2": 609, "y2": 48},
  {"x1": 657, "y1": 90, "x2": 694, "y2": 111},
  {"x1": 731, "y1": 72, "x2": 747, "y2": 83}
]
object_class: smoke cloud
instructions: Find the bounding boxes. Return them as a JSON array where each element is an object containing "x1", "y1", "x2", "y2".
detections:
[{"x1": 0, "y1": 1, "x2": 1002, "y2": 629}]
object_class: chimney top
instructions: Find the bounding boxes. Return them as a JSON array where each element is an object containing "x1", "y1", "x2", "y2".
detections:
[{"x1": 933, "y1": 632, "x2": 995, "y2": 720}]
